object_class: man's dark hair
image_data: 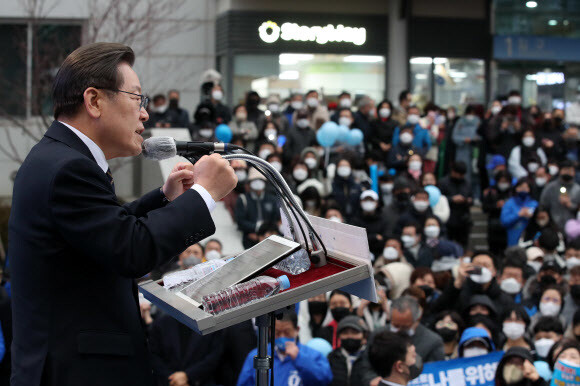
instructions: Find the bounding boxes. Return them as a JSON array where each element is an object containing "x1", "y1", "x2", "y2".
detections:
[
  {"x1": 206, "y1": 238, "x2": 222, "y2": 248},
  {"x1": 501, "y1": 305, "x2": 530, "y2": 327},
  {"x1": 500, "y1": 257, "x2": 524, "y2": 275},
  {"x1": 369, "y1": 331, "x2": 410, "y2": 378},
  {"x1": 52, "y1": 42, "x2": 135, "y2": 119},
  {"x1": 152, "y1": 94, "x2": 166, "y2": 104},
  {"x1": 538, "y1": 229, "x2": 559, "y2": 252},
  {"x1": 560, "y1": 159, "x2": 574, "y2": 169},
  {"x1": 534, "y1": 315, "x2": 564, "y2": 335},
  {"x1": 451, "y1": 161, "x2": 467, "y2": 175},
  {"x1": 279, "y1": 309, "x2": 298, "y2": 328},
  {"x1": 399, "y1": 90, "x2": 410, "y2": 103},
  {"x1": 329, "y1": 290, "x2": 352, "y2": 306},
  {"x1": 472, "y1": 250, "x2": 498, "y2": 271}
]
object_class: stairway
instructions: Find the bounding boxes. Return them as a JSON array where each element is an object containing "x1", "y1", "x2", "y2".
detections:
[{"x1": 469, "y1": 206, "x2": 489, "y2": 251}]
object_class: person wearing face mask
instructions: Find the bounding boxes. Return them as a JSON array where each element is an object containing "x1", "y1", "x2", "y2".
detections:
[
  {"x1": 379, "y1": 175, "x2": 395, "y2": 207},
  {"x1": 457, "y1": 327, "x2": 495, "y2": 358},
  {"x1": 234, "y1": 168, "x2": 280, "y2": 249},
  {"x1": 229, "y1": 104, "x2": 259, "y2": 151},
  {"x1": 283, "y1": 108, "x2": 318, "y2": 166},
  {"x1": 392, "y1": 106, "x2": 431, "y2": 157},
  {"x1": 256, "y1": 94, "x2": 290, "y2": 135},
  {"x1": 497, "y1": 258, "x2": 528, "y2": 307},
  {"x1": 331, "y1": 159, "x2": 363, "y2": 221},
  {"x1": 530, "y1": 167, "x2": 551, "y2": 201},
  {"x1": 529, "y1": 286, "x2": 566, "y2": 334},
  {"x1": 330, "y1": 91, "x2": 354, "y2": 123},
  {"x1": 483, "y1": 170, "x2": 513, "y2": 254},
  {"x1": 145, "y1": 94, "x2": 170, "y2": 128},
  {"x1": 300, "y1": 147, "x2": 325, "y2": 184},
  {"x1": 487, "y1": 104, "x2": 525, "y2": 162},
  {"x1": 298, "y1": 186, "x2": 323, "y2": 217},
  {"x1": 404, "y1": 154, "x2": 423, "y2": 182},
  {"x1": 283, "y1": 93, "x2": 304, "y2": 127},
  {"x1": 540, "y1": 160, "x2": 580, "y2": 230},
  {"x1": 533, "y1": 316, "x2": 564, "y2": 360},
  {"x1": 508, "y1": 129, "x2": 547, "y2": 180},
  {"x1": 206, "y1": 84, "x2": 232, "y2": 124},
  {"x1": 452, "y1": 105, "x2": 481, "y2": 195},
  {"x1": 204, "y1": 239, "x2": 222, "y2": 261},
  {"x1": 395, "y1": 189, "x2": 435, "y2": 235},
  {"x1": 373, "y1": 237, "x2": 412, "y2": 270},
  {"x1": 353, "y1": 96, "x2": 375, "y2": 137},
  {"x1": 366, "y1": 331, "x2": 419, "y2": 386},
  {"x1": 432, "y1": 311, "x2": 464, "y2": 360},
  {"x1": 383, "y1": 178, "x2": 415, "y2": 236},
  {"x1": 237, "y1": 310, "x2": 333, "y2": 386},
  {"x1": 244, "y1": 90, "x2": 264, "y2": 126},
  {"x1": 166, "y1": 89, "x2": 190, "y2": 128},
  {"x1": 291, "y1": 90, "x2": 330, "y2": 130},
  {"x1": 387, "y1": 125, "x2": 421, "y2": 172},
  {"x1": 369, "y1": 100, "x2": 398, "y2": 162},
  {"x1": 501, "y1": 179, "x2": 539, "y2": 246},
  {"x1": 350, "y1": 190, "x2": 389, "y2": 259},
  {"x1": 524, "y1": 259, "x2": 566, "y2": 305},
  {"x1": 400, "y1": 222, "x2": 436, "y2": 268},
  {"x1": 438, "y1": 161, "x2": 473, "y2": 248},
  {"x1": 556, "y1": 126, "x2": 580, "y2": 164},
  {"x1": 495, "y1": 347, "x2": 547, "y2": 386},
  {"x1": 501, "y1": 306, "x2": 533, "y2": 351},
  {"x1": 328, "y1": 316, "x2": 369, "y2": 386},
  {"x1": 318, "y1": 290, "x2": 355, "y2": 349},
  {"x1": 519, "y1": 207, "x2": 565, "y2": 252}
]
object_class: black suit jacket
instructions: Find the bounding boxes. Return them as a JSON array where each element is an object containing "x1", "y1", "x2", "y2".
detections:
[{"x1": 8, "y1": 121, "x2": 215, "y2": 386}]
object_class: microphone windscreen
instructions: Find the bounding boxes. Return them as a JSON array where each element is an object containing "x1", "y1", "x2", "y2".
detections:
[{"x1": 142, "y1": 136, "x2": 177, "y2": 160}]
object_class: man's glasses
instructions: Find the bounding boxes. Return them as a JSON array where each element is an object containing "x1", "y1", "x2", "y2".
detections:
[{"x1": 97, "y1": 88, "x2": 149, "y2": 110}]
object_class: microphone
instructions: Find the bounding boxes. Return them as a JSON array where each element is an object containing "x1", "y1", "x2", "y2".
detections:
[{"x1": 142, "y1": 136, "x2": 228, "y2": 160}]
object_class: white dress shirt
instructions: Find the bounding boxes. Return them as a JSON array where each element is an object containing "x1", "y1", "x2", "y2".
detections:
[{"x1": 59, "y1": 121, "x2": 215, "y2": 212}]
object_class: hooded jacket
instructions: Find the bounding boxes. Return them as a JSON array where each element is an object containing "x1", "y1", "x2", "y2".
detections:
[{"x1": 495, "y1": 347, "x2": 548, "y2": 386}]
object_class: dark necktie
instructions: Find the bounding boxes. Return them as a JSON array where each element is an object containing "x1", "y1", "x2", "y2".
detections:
[{"x1": 106, "y1": 168, "x2": 115, "y2": 192}]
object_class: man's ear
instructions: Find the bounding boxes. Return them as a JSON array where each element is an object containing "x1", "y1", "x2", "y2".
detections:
[{"x1": 84, "y1": 87, "x2": 103, "y2": 119}]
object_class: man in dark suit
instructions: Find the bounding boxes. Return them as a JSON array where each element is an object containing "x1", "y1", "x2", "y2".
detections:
[{"x1": 8, "y1": 42, "x2": 237, "y2": 386}]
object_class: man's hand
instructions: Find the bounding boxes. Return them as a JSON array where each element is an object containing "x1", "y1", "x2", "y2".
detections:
[
  {"x1": 452, "y1": 195, "x2": 466, "y2": 204},
  {"x1": 522, "y1": 360, "x2": 539, "y2": 382},
  {"x1": 455, "y1": 261, "x2": 473, "y2": 289},
  {"x1": 192, "y1": 154, "x2": 238, "y2": 201},
  {"x1": 560, "y1": 193, "x2": 573, "y2": 209},
  {"x1": 163, "y1": 162, "x2": 195, "y2": 201},
  {"x1": 370, "y1": 376, "x2": 382, "y2": 386},
  {"x1": 168, "y1": 371, "x2": 189, "y2": 386},
  {"x1": 286, "y1": 341, "x2": 300, "y2": 360}
]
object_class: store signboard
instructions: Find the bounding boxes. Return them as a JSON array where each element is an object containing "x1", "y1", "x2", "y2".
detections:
[
  {"x1": 494, "y1": 35, "x2": 580, "y2": 62},
  {"x1": 258, "y1": 20, "x2": 366, "y2": 46}
]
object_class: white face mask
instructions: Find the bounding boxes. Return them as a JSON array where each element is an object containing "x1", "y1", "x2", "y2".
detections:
[
  {"x1": 407, "y1": 114, "x2": 420, "y2": 124},
  {"x1": 470, "y1": 267, "x2": 493, "y2": 284},
  {"x1": 291, "y1": 100, "x2": 303, "y2": 110},
  {"x1": 270, "y1": 161, "x2": 282, "y2": 173},
  {"x1": 306, "y1": 97, "x2": 319, "y2": 108},
  {"x1": 508, "y1": 96, "x2": 522, "y2": 105},
  {"x1": 361, "y1": 201, "x2": 378, "y2": 212},
  {"x1": 264, "y1": 128, "x2": 277, "y2": 140},
  {"x1": 199, "y1": 129, "x2": 213, "y2": 138},
  {"x1": 250, "y1": 179, "x2": 266, "y2": 191},
  {"x1": 401, "y1": 235, "x2": 417, "y2": 249},
  {"x1": 400, "y1": 132, "x2": 414, "y2": 145},
  {"x1": 297, "y1": 118, "x2": 310, "y2": 129},
  {"x1": 497, "y1": 182, "x2": 511, "y2": 192},
  {"x1": 381, "y1": 183, "x2": 394, "y2": 193},
  {"x1": 567, "y1": 257, "x2": 580, "y2": 270},
  {"x1": 154, "y1": 104, "x2": 168, "y2": 114},
  {"x1": 409, "y1": 161, "x2": 422, "y2": 171},
  {"x1": 503, "y1": 322, "x2": 525, "y2": 340},
  {"x1": 528, "y1": 261, "x2": 542, "y2": 273},
  {"x1": 413, "y1": 200, "x2": 429, "y2": 212},
  {"x1": 465, "y1": 114, "x2": 476, "y2": 121},
  {"x1": 500, "y1": 278, "x2": 522, "y2": 295},
  {"x1": 259, "y1": 149, "x2": 272, "y2": 159},
  {"x1": 535, "y1": 177, "x2": 547, "y2": 187},
  {"x1": 236, "y1": 112, "x2": 247, "y2": 121},
  {"x1": 339, "y1": 117, "x2": 352, "y2": 127},
  {"x1": 379, "y1": 108, "x2": 391, "y2": 119},
  {"x1": 337, "y1": 166, "x2": 351, "y2": 178},
  {"x1": 293, "y1": 168, "x2": 308, "y2": 182},
  {"x1": 424, "y1": 225, "x2": 440, "y2": 239},
  {"x1": 268, "y1": 103, "x2": 279, "y2": 113},
  {"x1": 540, "y1": 301, "x2": 561, "y2": 317},
  {"x1": 527, "y1": 162, "x2": 539, "y2": 172},
  {"x1": 383, "y1": 246, "x2": 399, "y2": 260},
  {"x1": 304, "y1": 157, "x2": 317, "y2": 169},
  {"x1": 491, "y1": 106, "x2": 502, "y2": 115},
  {"x1": 329, "y1": 216, "x2": 342, "y2": 223},
  {"x1": 549, "y1": 165, "x2": 559, "y2": 176},
  {"x1": 522, "y1": 137, "x2": 535, "y2": 147},
  {"x1": 212, "y1": 89, "x2": 223, "y2": 101},
  {"x1": 235, "y1": 170, "x2": 247, "y2": 182},
  {"x1": 389, "y1": 324, "x2": 414, "y2": 336},
  {"x1": 463, "y1": 347, "x2": 488, "y2": 358},
  {"x1": 534, "y1": 338, "x2": 555, "y2": 358},
  {"x1": 339, "y1": 98, "x2": 352, "y2": 108},
  {"x1": 205, "y1": 250, "x2": 221, "y2": 261}
]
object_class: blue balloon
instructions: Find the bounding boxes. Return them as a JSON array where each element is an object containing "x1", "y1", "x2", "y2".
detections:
[
  {"x1": 336, "y1": 125, "x2": 350, "y2": 143},
  {"x1": 215, "y1": 123, "x2": 232, "y2": 143},
  {"x1": 320, "y1": 120, "x2": 339, "y2": 133},
  {"x1": 316, "y1": 124, "x2": 338, "y2": 147},
  {"x1": 346, "y1": 128, "x2": 364, "y2": 146},
  {"x1": 424, "y1": 185, "x2": 441, "y2": 207},
  {"x1": 306, "y1": 338, "x2": 333, "y2": 357}
]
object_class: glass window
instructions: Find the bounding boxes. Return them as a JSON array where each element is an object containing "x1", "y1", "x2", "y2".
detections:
[
  {"x1": 410, "y1": 57, "x2": 432, "y2": 110},
  {"x1": 0, "y1": 24, "x2": 27, "y2": 116},
  {"x1": 434, "y1": 58, "x2": 485, "y2": 110}
]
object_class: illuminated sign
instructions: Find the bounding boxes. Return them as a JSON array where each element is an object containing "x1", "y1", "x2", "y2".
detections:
[{"x1": 258, "y1": 20, "x2": 366, "y2": 46}]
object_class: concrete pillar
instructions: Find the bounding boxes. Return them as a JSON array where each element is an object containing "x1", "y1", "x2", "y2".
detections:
[{"x1": 387, "y1": 0, "x2": 408, "y2": 103}]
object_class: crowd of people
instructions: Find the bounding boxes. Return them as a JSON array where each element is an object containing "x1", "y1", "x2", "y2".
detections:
[{"x1": 2, "y1": 82, "x2": 580, "y2": 386}]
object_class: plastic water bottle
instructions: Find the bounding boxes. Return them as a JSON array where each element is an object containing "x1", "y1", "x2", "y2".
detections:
[
  {"x1": 202, "y1": 275, "x2": 290, "y2": 315},
  {"x1": 273, "y1": 249, "x2": 311, "y2": 275},
  {"x1": 163, "y1": 259, "x2": 228, "y2": 291}
]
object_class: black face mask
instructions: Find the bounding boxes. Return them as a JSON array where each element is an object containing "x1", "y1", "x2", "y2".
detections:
[
  {"x1": 540, "y1": 274, "x2": 557, "y2": 287},
  {"x1": 562, "y1": 174, "x2": 574, "y2": 183},
  {"x1": 331, "y1": 307, "x2": 351, "y2": 323},
  {"x1": 341, "y1": 338, "x2": 362, "y2": 354},
  {"x1": 168, "y1": 98, "x2": 179, "y2": 110},
  {"x1": 436, "y1": 327, "x2": 458, "y2": 343},
  {"x1": 554, "y1": 117, "x2": 563, "y2": 126},
  {"x1": 308, "y1": 301, "x2": 328, "y2": 317},
  {"x1": 451, "y1": 176, "x2": 464, "y2": 184},
  {"x1": 571, "y1": 285, "x2": 580, "y2": 301},
  {"x1": 396, "y1": 192, "x2": 410, "y2": 203},
  {"x1": 419, "y1": 285, "x2": 434, "y2": 298},
  {"x1": 247, "y1": 98, "x2": 259, "y2": 108}
]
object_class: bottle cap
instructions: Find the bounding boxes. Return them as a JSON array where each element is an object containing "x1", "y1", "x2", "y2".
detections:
[{"x1": 278, "y1": 275, "x2": 291, "y2": 290}]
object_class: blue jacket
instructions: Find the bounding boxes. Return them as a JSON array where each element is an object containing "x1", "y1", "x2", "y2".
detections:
[
  {"x1": 392, "y1": 124, "x2": 432, "y2": 156},
  {"x1": 500, "y1": 195, "x2": 538, "y2": 246},
  {"x1": 237, "y1": 343, "x2": 333, "y2": 386}
]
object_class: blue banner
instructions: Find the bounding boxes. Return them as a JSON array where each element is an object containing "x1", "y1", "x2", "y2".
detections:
[
  {"x1": 409, "y1": 351, "x2": 504, "y2": 386},
  {"x1": 494, "y1": 35, "x2": 580, "y2": 62},
  {"x1": 551, "y1": 360, "x2": 580, "y2": 386}
]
